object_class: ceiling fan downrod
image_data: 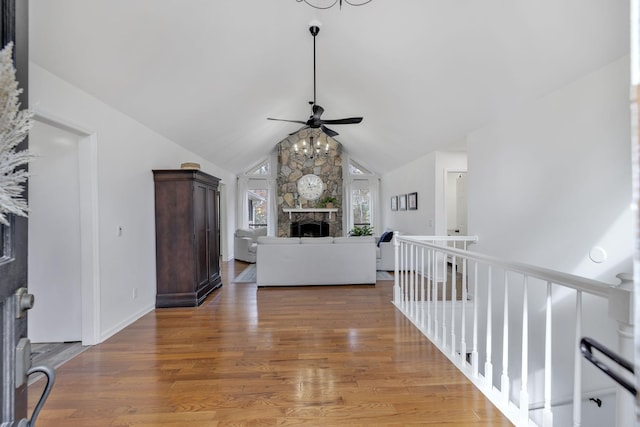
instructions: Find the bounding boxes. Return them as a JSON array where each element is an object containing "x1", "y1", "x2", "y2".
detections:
[{"x1": 310, "y1": 25, "x2": 320, "y2": 107}]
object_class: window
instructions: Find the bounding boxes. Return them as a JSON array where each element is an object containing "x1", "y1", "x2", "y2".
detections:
[
  {"x1": 238, "y1": 159, "x2": 272, "y2": 231},
  {"x1": 352, "y1": 184, "x2": 371, "y2": 227},
  {"x1": 346, "y1": 158, "x2": 379, "y2": 234},
  {"x1": 247, "y1": 188, "x2": 268, "y2": 229},
  {"x1": 349, "y1": 160, "x2": 371, "y2": 175},
  {"x1": 247, "y1": 161, "x2": 269, "y2": 175}
]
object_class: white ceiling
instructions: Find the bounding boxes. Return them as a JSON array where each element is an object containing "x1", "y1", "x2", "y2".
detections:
[{"x1": 29, "y1": 0, "x2": 629, "y2": 175}]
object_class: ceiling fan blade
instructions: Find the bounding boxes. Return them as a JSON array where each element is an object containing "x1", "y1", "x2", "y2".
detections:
[
  {"x1": 321, "y1": 117, "x2": 363, "y2": 125},
  {"x1": 267, "y1": 118, "x2": 307, "y2": 125},
  {"x1": 289, "y1": 126, "x2": 310, "y2": 135},
  {"x1": 321, "y1": 125, "x2": 339, "y2": 138},
  {"x1": 312, "y1": 104, "x2": 324, "y2": 119}
]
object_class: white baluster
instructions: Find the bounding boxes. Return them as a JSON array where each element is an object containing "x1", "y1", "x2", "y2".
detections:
[
  {"x1": 520, "y1": 275, "x2": 530, "y2": 423},
  {"x1": 543, "y1": 281, "x2": 553, "y2": 427},
  {"x1": 573, "y1": 290, "x2": 582, "y2": 427},
  {"x1": 472, "y1": 262, "x2": 479, "y2": 378},
  {"x1": 451, "y1": 255, "x2": 457, "y2": 357},
  {"x1": 501, "y1": 272, "x2": 510, "y2": 403},
  {"x1": 401, "y1": 242, "x2": 406, "y2": 309},
  {"x1": 420, "y1": 247, "x2": 425, "y2": 328},
  {"x1": 427, "y1": 248, "x2": 432, "y2": 335},
  {"x1": 409, "y1": 244, "x2": 415, "y2": 318},
  {"x1": 485, "y1": 265, "x2": 493, "y2": 389},
  {"x1": 460, "y1": 256, "x2": 468, "y2": 365},
  {"x1": 434, "y1": 249, "x2": 439, "y2": 342},
  {"x1": 442, "y1": 249, "x2": 447, "y2": 349},
  {"x1": 393, "y1": 236, "x2": 400, "y2": 303},
  {"x1": 442, "y1": 252, "x2": 448, "y2": 348}
]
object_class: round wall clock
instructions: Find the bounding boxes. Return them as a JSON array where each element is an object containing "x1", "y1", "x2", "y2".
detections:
[{"x1": 297, "y1": 174, "x2": 324, "y2": 201}]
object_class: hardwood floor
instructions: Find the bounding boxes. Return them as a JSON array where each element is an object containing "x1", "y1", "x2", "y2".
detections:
[{"x1": 28, "y1": 260, "x2": 512, "y2": 426}]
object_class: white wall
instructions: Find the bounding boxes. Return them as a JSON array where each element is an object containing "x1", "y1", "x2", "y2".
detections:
[
  {"x1": 30, "y1": 63, "x2": 237, "y2": 343},
  {"x1": 468, "y1": 56, "x2": 632, "y2": 282},
  {"x1": 467, "y1": 55, "x2": 631, "y2": 423},
  {"x1": 381, "y1": 150, "x2": 467, "y2": 236}
]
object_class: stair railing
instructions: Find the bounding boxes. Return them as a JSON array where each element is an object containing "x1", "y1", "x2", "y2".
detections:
[{"x1": 392, "y1": 235, "x2": 634, "y2": 427}]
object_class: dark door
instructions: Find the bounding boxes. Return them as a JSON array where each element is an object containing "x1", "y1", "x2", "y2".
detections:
[
  {"x1": 206, "y1": 186, "x2": 219, "y2": 282},
  {"x1": 0, "y1": 0, "x2": 30, "y2": 423},
  {"x1": 194, "y1": 182, "x2": 208, "y2": 288}
]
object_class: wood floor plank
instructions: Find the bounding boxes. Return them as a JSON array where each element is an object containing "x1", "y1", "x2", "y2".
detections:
[{"x1": 29, "y1": 260, "x2": 512, "y2": 426}]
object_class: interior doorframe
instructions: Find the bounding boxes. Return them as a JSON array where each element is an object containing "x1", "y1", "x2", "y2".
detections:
[
  {"x1": 32, "y1": 108, "x2": 101, "y2": 345},
  {"x1": 443, "y1": 168, "x2": 467, "y2": 236}
]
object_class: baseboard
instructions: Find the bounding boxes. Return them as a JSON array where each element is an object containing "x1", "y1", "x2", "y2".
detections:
[{"x1": 99, "y1": 304, "x2": 155, "y2": 343}]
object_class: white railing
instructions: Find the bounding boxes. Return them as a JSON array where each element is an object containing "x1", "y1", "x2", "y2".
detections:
[{"x1": 392, "y1": 235, "x2": 634, "y2": 427}]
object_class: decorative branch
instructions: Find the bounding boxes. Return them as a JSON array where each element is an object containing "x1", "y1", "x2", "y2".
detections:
[{"x1": 0, "y1": 42, "x2": 33, "y2": 225}]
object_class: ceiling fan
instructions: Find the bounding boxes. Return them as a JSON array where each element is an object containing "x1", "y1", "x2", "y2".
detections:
[{"x1": 267, "y1": 25, "x2": 363, "y2": 138}]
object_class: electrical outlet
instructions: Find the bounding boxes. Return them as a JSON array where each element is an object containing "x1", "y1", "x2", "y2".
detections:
[{"x1": 132, "y1": 288, "x2": 138, "y2": 299}]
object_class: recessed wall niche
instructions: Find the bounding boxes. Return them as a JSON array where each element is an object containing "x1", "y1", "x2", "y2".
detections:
[{"x1": 276, "y1": 132, "x2": 343, "y2": 237}]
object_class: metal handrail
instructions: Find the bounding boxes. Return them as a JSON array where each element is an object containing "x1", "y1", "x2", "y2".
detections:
[{"x1": 580, "y1": 337, "x2": 636, "y2": 397}]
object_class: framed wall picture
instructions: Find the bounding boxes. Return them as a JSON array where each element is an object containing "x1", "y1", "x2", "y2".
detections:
[
  {"x1": 391, "y1": 195, "x2": 398, "y2": 211},
  {"x1": 399, "y1": 194, "x2": 407, "y2": 210},
  {"x1": 408, "y1": 192, "x2": 418, "y2": 210}
]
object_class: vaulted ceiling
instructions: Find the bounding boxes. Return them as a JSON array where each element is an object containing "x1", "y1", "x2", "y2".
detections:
[{"x1": 29, "y1": 0, "x2": 628, "y2": 175}]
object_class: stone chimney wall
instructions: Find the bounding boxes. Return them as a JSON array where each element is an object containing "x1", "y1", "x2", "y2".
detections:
[{"x1": 276, "y1": 132, "x2": 343, "y2": 237}]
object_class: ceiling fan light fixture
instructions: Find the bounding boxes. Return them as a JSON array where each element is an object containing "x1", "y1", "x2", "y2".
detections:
[{"x1": 293, "y1": 133, "x2": 330, "y2": 161}]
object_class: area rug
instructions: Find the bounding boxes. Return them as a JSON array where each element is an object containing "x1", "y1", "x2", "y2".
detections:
[
  {"x1": 376, "y1": 271, "x2": 394, "y2": 281},
  {"x1": 233, "y1": 264, "x2": 257, "y2": 283},
  {"x1": 233, "y1": 265, "x2": 394, "y2": 283}
]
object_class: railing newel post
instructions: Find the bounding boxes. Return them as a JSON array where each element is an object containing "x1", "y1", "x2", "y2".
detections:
[
  {"x1": 608, "y1": 272, "x2": 635, "y2": 427},
  {"x1": 573, "y1": 290, "x2": 582, "y2": 427}
]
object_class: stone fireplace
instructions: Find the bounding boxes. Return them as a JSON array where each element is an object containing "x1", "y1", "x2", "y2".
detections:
[
  {"x1": 290, "y1": 220, "x2": 330, "y2": 237},
  {"x1": 276, "y1": 133, "x2": 343, "y2": 237}
]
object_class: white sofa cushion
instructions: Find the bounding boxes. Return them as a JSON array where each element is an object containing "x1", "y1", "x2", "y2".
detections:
[
  {"x1": 258, "y1": 236, "x2": 300, "y2": 245},
  {"x1": 333, "y1": 236, "x2": 375, "y2": 244},
  {"x1": 301, "y1": 237, "x2": 334, "y2": 244}
]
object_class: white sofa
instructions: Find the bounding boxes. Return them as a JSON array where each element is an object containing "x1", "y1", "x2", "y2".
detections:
[
  {"x1": 234, "y1": 228, "x2": 268, "y2": 263},
  {"x1": 256, "y1": 236, "x2": 376, "y2": 287}
]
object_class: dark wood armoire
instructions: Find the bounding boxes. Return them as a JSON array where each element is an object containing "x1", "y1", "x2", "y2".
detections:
[{"x1": 153, "y1": 169, "x2": 222, "y2": 307}]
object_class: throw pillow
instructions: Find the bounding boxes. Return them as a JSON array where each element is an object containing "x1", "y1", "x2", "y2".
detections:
[{"x1": 377, "y1": 231, "x2": 393, "y2": 247}]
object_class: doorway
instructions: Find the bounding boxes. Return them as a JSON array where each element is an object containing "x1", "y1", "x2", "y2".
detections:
[
  {"x1": 28, "y1": 120, "x2": 83, "y2": 343},
  {"x1": 29, "y1": 111, "x2": 100, "y2": 345},
  {"x1": 445, "y1": 171, "x2": 468, "y2": 235}
]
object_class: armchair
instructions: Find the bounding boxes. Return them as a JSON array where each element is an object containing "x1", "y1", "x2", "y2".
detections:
[{"x1": 234, "y1": 228, "x2": 267, "y2": 263}]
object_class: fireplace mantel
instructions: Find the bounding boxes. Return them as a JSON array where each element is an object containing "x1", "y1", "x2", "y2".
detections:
[{"x1": 283, "y1": 208, "x2": 338, "y2": 220}]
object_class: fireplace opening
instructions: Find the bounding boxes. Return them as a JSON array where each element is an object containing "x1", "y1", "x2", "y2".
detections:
[{"x1": 290, "y1": 220, "x2": 330, "y2": 237}]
